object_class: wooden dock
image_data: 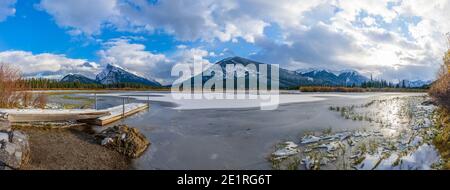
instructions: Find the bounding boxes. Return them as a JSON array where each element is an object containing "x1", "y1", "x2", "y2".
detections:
[
  {"x1": 91, "y1": 103, "x2": 149, "y2": 126},
  {"x1": 0, "y1": 109, "x2": 110, "y2": 123},
  {"x1": 0, "y1": 103, "x2": 149, "y2": 125}
]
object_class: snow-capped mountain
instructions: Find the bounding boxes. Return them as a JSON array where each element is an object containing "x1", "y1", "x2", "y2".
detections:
[
  {"x1": 187, "y1": 56, "x2": 315, "y2": 88},
  {"x1": 403, "y1": 80, "x2": 433, "y2": 88},
  {"x1": 60, "y1": 74, "x2": 98, "y2": 84},
  {"x1": 60, "y1": 64, "x2": 161, "y2": 87},
  {"x1": 184, "y1": 57, "x2": 372, "y2": 88},
  {"x1": 95, "y1": 64, "x2": 161, "y2": 87},
  {"x1": 297, "y1": 69, "x2": 368, "y2": 86},
  {"x1": 337, "y1": 70, "x2": 369, "y2": 85},
  {"x1": 301, "y1": 70, "x2": 339, "y2": 85}
]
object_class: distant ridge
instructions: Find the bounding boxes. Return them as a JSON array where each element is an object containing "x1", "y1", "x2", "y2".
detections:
[
  {"x1": 184, "y1": 56, "x2": 369, "y2": 88},
  {"x1": 60, "y1": 64, "x2": 162, "y2": 87},
  {"x1": 96, "y1": 64, "x2": 161, "y2": 87},
  {"x1": 60, "y1": 74, "x2": 98, "y2": 84}
]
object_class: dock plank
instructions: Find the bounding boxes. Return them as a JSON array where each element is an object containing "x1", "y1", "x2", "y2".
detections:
[{"x1": 93, "y1": 103, "x2": 149, "y2": 126}]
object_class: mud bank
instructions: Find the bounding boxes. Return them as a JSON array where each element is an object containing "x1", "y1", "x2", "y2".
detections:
[{"x1": 16, "y1": 126, "x2": 131, "y2": 170}]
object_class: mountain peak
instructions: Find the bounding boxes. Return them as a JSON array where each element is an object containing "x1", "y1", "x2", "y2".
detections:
[
  {"x1": 216, "y1": 56, "x2": 267, "y2": 68},
  {"x1": 296, "y1": 68, "x2": 368, "y2": 85},
  {"x1": 95, "y1": 64, "x2": 161, "y2": 87},
  {"x1": 60, "y1": 73, "x2": 98, "y2": 84}
]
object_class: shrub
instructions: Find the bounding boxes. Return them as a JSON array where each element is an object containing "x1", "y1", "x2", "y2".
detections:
[
  {"x1": 0, "y1": 63, "x2": 47, "y2": 108},
  {"x1": 0, "y1": 63, "x2": 25, "y2": 108},
  {"x1": 429, "y1": 48, "x2": 450, "y2": 111}
]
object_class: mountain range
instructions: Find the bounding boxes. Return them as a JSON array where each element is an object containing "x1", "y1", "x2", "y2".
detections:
[
  {"x1": 297, "y1": 69, "x2": 368, "y2": 86},
  {"x1": 402, "y1": 80, "x2": 434, "y2": 88},
  {"x1": 60, "y1": 57, "x2": 432, "y2": 88},
  {"x1": 184, "y1": 56, "x2": 369, "y2": 88},
  {"x1": 60, "y1": 64, "x2": 162, "y2": 87}
]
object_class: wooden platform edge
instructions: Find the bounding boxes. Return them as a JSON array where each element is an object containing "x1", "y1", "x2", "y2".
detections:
[{"x1": 93, "y1": 104, "x2": 149, "y2": 126}]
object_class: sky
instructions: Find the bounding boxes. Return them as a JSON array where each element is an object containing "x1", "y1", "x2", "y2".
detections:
[{"x1": 0, "y1": 0, "x2": 449, "y2": 84}]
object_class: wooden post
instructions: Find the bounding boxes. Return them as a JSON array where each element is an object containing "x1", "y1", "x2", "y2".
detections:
[
  {"x1": 94, "y1": 93, "x2": 98, "y2": 110},
  {"x1": 147, "y1": 95, "x2": 150, "y2": 107},
  {"x1": 122, "y1": 98, "x2": 125, "y2": 117}
]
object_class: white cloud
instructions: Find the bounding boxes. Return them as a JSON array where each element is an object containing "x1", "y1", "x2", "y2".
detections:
[
  {"x1": 39, "y1": 0, "x2": 120, "y2": 35},
  {"x1": 334, "y1": 0, "x2": 399, "y2": 23},
  {"x1": 98, "y1": 38, "x2": 169, "y2": 72},
  {"x1": 35, "y1": 0, "x2": 450, "y2": 81},
  {"x1": 98, "y1": 38, "x2": 211, "y2": 85},
  {"x1": 0, "y1": 0, "x2": 16, "y2": 22},
  {"x1": 0, "y1": 50, "x2": 100, "y2": 79},
  {"x1": 251, "y1": 0, "x2": 448, "y2": 81},
  {"x1": 362, "y1": 17, "x2": 376, "y2": 26},
  {"x1": 36, "y1": 0, "x2": 319, "y2": 42}
]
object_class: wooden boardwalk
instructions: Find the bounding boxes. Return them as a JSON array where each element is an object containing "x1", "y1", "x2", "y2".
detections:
[
  {"x1": 91, "y1": 103, "x2": 149, "y2": 126},
  {"x1": 0, "y1": 103, "x2": 149, "y2": 126},
  {"x1": 0, "y1": 109, "x2": 110, "y2": 123}
]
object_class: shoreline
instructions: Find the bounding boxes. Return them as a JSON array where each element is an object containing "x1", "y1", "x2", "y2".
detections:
[
  {"x1": 15, "y1": 125, "x2": 131, "y2": 170},
  {"x1": 24, "y1": 87, "x2": 428, "y2": 94}
]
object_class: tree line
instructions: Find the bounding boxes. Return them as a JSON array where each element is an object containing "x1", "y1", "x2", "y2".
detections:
[{"x1": 23, "y1": 78, "x2": 163, "y2": 89}]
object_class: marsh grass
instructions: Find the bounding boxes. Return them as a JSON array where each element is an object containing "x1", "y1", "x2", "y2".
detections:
[
  {"x1": 59, "y1": 95, "x2": 95, "y2": 109},
  {"x1": 429, "y1": 40, "x2": 450, "y2": 168},
  {"x1": 433, "y1": 108, "x2": 450, "y2": 169}
]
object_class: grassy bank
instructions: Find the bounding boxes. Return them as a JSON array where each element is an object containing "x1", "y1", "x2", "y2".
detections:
[
  {"x1": 430, "y1": 41, "x2": 450, "y2": 168},
  {"x1": 433, "y1": 108, "x2": 450, "y2": 169}
]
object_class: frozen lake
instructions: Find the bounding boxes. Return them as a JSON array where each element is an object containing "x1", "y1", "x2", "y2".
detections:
[{"x1": 50, "y1": 91, "x2": 430, "y2": 169}]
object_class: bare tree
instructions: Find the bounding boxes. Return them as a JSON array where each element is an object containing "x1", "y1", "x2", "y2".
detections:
[
  {"x1": 0, "y1": 63, "x2": 24, "y2": 108},
  {"x1": 0, "y1": 62, "x2": 47, "y2": 108}
]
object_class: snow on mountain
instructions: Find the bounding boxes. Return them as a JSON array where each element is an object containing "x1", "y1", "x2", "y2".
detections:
[
  {"x1": 297, "y1": 68, "x2": 368, "y2": 85},
  {"x1": 404, "y1": 80, "x2": 433, "y2": 88},
  {"x1": 60, "y1": 74, "x2": 98, "y2": 84},
  {"x1": 95, "y1": 64, "x2": 161, "y2": 87}
]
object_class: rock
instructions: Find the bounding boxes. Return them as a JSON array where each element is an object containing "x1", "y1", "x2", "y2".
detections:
[
  {"x1": 421, "y1": 100, "x2": 437, "y2": 106},
  {"x1": 300, "y1": 135, "x2": 321, "y2": 144},
  {"x1": 0, "y1": 113, "x2": 7, "y2": 120},
  {"x1": 302, "y1": 156, "x2": 320, "y2": 170},
  {"x1": 272, "y1": 141, "x2": 299, "y2": 158},
  {"x1": 0, "y1": 131, "x2": 30, "y2": 169},
  {"x1": 0, "y1": 118, "x2": 11, "y2": 132},
  {"x1": 0, "y1": 132, "x2": 9, "y2": 142},
  {"x1": 96, "y1": 125, "x2": 150, "y2": 158}
]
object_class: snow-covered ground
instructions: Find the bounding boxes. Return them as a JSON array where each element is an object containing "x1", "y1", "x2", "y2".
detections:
[
  {"x1": 95, "y1": 92, "x2": 423, "y2": 110},
  {"x1": 97, "y1": 103, "x2": 148, "y2": 121}
]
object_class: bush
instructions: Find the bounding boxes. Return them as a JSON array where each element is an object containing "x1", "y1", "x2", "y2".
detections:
[
  {"x1": 299, "y1": 86, "x2": 366, "y2": 92},
  {"x1": 429, "y1": 49, "x2": 450, "y2": 111},
  {"x1": 0, "y1": 63, "x2": 47, "y2": 108},
  {"x1": 0, "y1": 63, "x2": 25, "y2": 108}
]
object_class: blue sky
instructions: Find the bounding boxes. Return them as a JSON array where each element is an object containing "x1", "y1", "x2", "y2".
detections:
[{"x1": 0, "y1": 0, "x2": 448, "y2": 84}]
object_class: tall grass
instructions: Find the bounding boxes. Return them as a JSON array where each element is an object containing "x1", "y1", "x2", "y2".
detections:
[
  {"x1": 429, "y1": 38, "x2": 450, "y2": 111},
  {"x1": 0, "y1": 63, "x2": 47, "y2": 108},
  {"x1": 299, "y1": 86, "x2": 426, "y2": 93},
  {"x1": 430, "y1": 36, "x2": 450, "y2": 168}
]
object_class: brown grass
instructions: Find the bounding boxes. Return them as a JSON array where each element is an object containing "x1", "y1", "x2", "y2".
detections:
[
  {"x1": 430, "y1": 36, "x2": 450, "y2": 169},
  {"x1": 0, "y1": 63, "x2": 47, "y2": 108},
  {"x1": 433, "y1": 108, "x2": 450, "y2": 169},
  {"x1": 429, "y1": 49, "x2": 450, "y2": 111},
  {"x1": 299, "y1": 86, "x2": 426, "y2": 93},
  {"x1": 300, "y1": 86, "x2": 366, "y2": 92}
]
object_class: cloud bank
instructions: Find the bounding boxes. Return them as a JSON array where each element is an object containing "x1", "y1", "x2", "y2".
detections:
[{"x1": 3, "y1": 0, "x2": 449, "y2": 82}]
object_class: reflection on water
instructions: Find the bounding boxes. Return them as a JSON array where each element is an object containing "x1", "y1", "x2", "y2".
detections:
[
  {"x1": 272, "y1": 95, "x2": 441, "y2": 170},
  {"x1": 48, "y1": 92, "x2": 439, "y2": 170}
]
